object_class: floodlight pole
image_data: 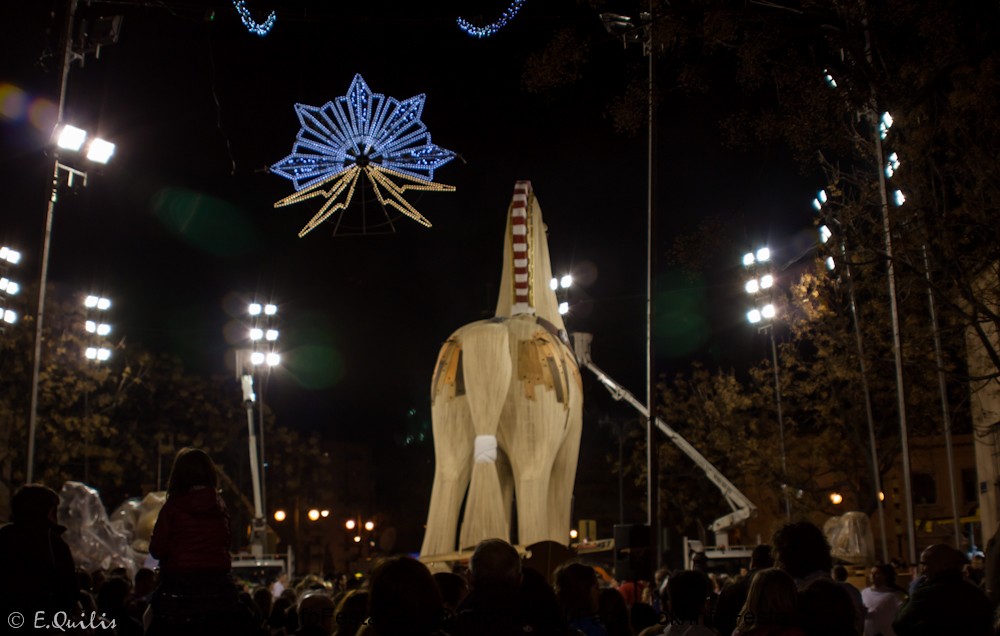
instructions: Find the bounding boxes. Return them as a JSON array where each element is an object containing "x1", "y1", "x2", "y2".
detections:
[
  {"x1": 26, "y1": 0, "x2": 79, "y2": 483},
  {"x1": 643, "y1": 1, "x2": 661, "y2": 570},
  {"x1": 241, "y1": 370, "x2": 266, "y2": 558},
  {"x1": 767, "y1": 327, "x2": 791, "y2": 520}
]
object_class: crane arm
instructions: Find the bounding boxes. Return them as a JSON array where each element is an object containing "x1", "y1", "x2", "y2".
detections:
[{"x1": 573, "y1": 333, "x2": 757, "y2": 535}]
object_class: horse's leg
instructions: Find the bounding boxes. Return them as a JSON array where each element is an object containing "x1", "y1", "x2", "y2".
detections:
[
  {"x1": 421, "y1": 394, "x2": 474, "y2": 557},
  {"x1": 458, "y1": 322, "x2": 513, "y2": 549}
]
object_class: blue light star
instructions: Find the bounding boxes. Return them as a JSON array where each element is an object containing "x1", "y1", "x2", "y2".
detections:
[{"x1": 271, "y1": 75, "x2": 456, "y2": 236}]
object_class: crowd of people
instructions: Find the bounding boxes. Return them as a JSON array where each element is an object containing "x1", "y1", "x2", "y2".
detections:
[{"x1": 1, "y1": 448, "x2": 997, "y2": 636}]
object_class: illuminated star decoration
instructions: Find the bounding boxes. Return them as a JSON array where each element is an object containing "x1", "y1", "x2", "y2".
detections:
[
  {"x1": 233, "y1": 0, "x2": 276, "y2": 36},
  {"x1": 271, "y1": 75, "x2": 456, "y2": 237},
  {"x1": 458, "y1": 0, "x2": 527, "y2": 38}
]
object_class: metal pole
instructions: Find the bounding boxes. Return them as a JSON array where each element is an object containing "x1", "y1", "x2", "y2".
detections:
[
  {"x1": 769, "y1": 329, "x2": 791, "y2": 520},
  {"x1": 27, "y1": 0, "x2": 78, "y2": 483},
  {"x1": 259, "y1": 370, "x2": 268, "y2": 525},
  {"x1": 874, "y1": 110, "x2": 916, "y2": 566},
  {"x1": 922, "y1": 244, "x2": 962, "y2": 547},
  {"x1": 840, "y1": 237, "x2": 890, "y2": 562},
  {"x1": 644, "y1": 2, "x2": 661, "y2": 568},
  {"x1": 242, "y1": 373, "x2": 265, "y2": 558},
  {"x1": 619, "y1": 422, "x2": 625, "y2": 525}
]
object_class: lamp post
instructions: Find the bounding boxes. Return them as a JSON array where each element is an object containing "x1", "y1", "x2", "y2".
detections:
[
  {"x1": 241, "y1": 301, "x2": 279, "y2": 558},
  {"x1": 26, "y1": 0, "x2": 118, "y2": 483},
  {"x1": 743, "y1": 247, "x2": 791, "y2": 520},
  {"x1": 600, "y1": 0, "x2": 660, "y2": 568},
  {"x1": 81, "y1": 294, "x2": 112, "y2": 483}
]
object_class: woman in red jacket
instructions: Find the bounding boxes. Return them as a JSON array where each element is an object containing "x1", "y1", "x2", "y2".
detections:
[{"x1": 147, "y1": 448, "x2": 239, "y2": 635}]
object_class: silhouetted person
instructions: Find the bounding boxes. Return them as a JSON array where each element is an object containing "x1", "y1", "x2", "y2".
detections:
[
  {"x1": 893, "y1": 544, "x2": 991, "y2": 636},
  {"x1": 366, "y1": 555, "x2": 446, "y2": 636},
  {"x1": 147, "y1": 448, "x2": 245, "y2": 635},
  {"x1": 660, "y1": 569, "x2": 717, "y2": 636},
  {"x1": 861, "y1": 563, "x2": 903, "y2": 636},
  {"x1": 772, "y1": 522, "x2": 863, "y2": 634},
  {"x1": 555, "y1": 562, "x2": 608, "y2": 636},
  {"x1": 734, "y1": 567, "x2": 805, "y2": 636},
  {"x1": 599, "y1": 587, "x2": 631, "y2": 636},
  {"x1": 716, "y1": 544, "x2": 773, "y2": 636},
  {"x1": 332, "y1": 589, "x2": 369, "y2": 636},
  {"x1": 296, "y1": 591, "x2": 336, "y2": 636},
  {"x1": 433, "y1": 571, "x2": 469, "y2": 612},
  {"x1": 797, "y1": 578, "x2": 857, "y2": 636},
  {"x1": 451, "y1": 538, "x2": 535, "y2": 636},
  {"x1": 97, "y1": 575, "x2": 144, "y2": 636},
  {"x1": 0, "y1": 484, "x2": 78, "y2": 627}
]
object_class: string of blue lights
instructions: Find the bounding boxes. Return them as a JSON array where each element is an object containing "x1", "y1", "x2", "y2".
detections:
[
  {"x1": 457, "y1": 0, "x2": 527, "y2": 38},
  {"x1": 233, "y1": 0, "x2": 276, "y2": 37}
]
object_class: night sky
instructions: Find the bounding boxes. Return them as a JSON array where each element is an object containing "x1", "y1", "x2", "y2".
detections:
[{"x1": 1, "y1": 1, "x2": 816, "y2": 540}]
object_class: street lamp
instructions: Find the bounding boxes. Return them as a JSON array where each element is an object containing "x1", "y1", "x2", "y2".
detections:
[{"x1": 743, "y1": 246, "x2": 790, "y2": 520}]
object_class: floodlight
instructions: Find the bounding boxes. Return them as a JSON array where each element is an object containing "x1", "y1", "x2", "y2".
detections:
[
  {"x1": 265, "y1": 329, "x2": 278, "y2": 341},
  {"x1": 86, "y1": 320, "x2": 97, "y2": 333},
  {"x1": 249, "y1": 303, "x2": 262, "y2": 316},
  {"x1": 742, "y1": 252, "x2": 755, "y2": 267},
  {"x1": 85, "y1": 295, "x2": 99, "y2": 308},
  {"x1": 273, "y1": 510, "x2": 287, "y2": 522},
  {"x1": 745, "y1": 279, "x2": 759, "y2": 294},
  {"x1": 308, "y1": 509, "x2": 320, "y2": 521},
  {"x1": 96, "y1": 323, "x2": 111, "y2": 336},
  {"x1": 826, "y1": 256, "x2": 836, "y2": 271},
  {"x1": 266, "y1": 352, "x2": 280, "y2": 367},
  {"x1": 756, "y1": 247, "x2": 770, "y2": 262},
  {"x1": 4, "y1": 281, "x2": 18, "y2": 296},
  {"x1": 558, "y1": 301, "x2": 569, "y2": 315},
  {"x1": 549, "y1": 278, "x2": 558, "y2": 291},
  {"x1": 560, "y1": 274, "x2": 573, "y2": 289},
  {"x1": 761, "y1": 304, "x2": 776, "y2": 319},
  {"x1": 97, "y1": 297, "x2": 110, "y2": 310},
  {"x1": 320, "y1": 510, "x2": 330, "y2": 518},
  {"x1": 812, "y1": 198, "x2": 822, "y2": 211},
  {"x1": 86, "y1": 138, "x2": 115, "y2": 164},
  {"x1": 760, "y1": 274, "x2": 774, "y2": 289},
  {"x1": 893, "y1": 190, "x2": 906, "y2": 206},
  {"x1": 823, "y1": 69, "x2": 837, "y2": 88},
  {"x1": 886, "y1": 152, "x2": 899, "y2": 178},
  {"x1": 819, "y1": 225, "x2": 832, "y2": 244},
  {"x1": 0, "y1": 247, "x2": 20, "y2": 264},
  {"x1": 818, "y1": 190, "x2": 828, "y2": 204},
  {"x1": 365, "y1": 521, "x2": 375, "y2": 531},
  {"x1": 86, "y1": 347, "x2": 98, "y2": 359},
  {"x1": 264, "y1": 303, "x2": 277, "y2": 315},
  {"x1": 353, "y1": 535, "x2": 361, "y2": 543},
  {"x1": 56, "y1": 125, "x2": 87, "y2": 151},
  {"x1": 2, "y1": 309, "x2": 16, "y2": 324},
  {"x1": 249, "y1": 328, "x2": 263, "y2": 341},
  {"x1": 97, "y1": 348, "x2": 111, "y2": 361},
  {"x1": 346, "y1": 519, "x2": 356, "y2": 530},
  {"x1": 747, "y1": 309, "x2": 762, "y2": 324},
  {"x1": 250, "y1": 351, "x2": 265, "y2": 365}
]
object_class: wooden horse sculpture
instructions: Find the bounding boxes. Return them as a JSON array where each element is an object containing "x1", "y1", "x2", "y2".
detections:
[{"x1": 421, "y1": 181, "x2": 583, "y2": 556}]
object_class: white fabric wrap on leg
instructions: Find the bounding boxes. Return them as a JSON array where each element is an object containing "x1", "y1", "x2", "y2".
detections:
[{"x1": 474, "y1": 435, "x2": 498, "y2": 464}]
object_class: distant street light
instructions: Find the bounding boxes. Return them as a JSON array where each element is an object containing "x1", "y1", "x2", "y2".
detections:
[{"x1": 743, "y1": 246, "x2": 790, "y2": 520}]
